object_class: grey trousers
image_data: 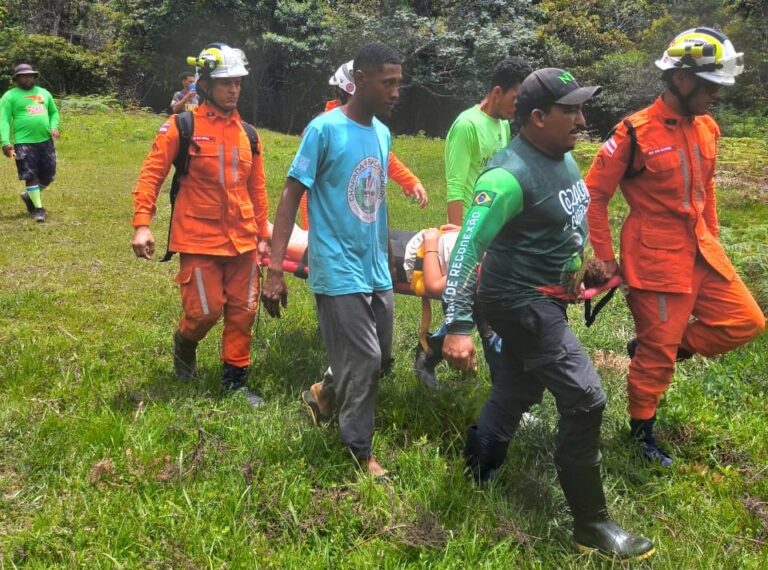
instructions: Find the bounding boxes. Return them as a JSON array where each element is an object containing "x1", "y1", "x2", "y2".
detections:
[{"x1": 315, "y1": 290, "x2": 394, "y2": 458}]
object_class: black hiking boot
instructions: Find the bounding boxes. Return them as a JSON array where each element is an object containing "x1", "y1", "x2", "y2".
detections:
[
  {"x1": 173, "y1": 330, "x2": 198, "y2": 380},
  {"x1": 20, "y1": 192, "x2": 35, "y2": 215},
  {"x1": 33, "y1": 208, "x2": 46, "y2": 223},
  {"x1": 222, "y1": 364, "x2": 265, "y2": 408},
  {"x1": 558, "y1": 463, "x2": 656, "y2": 561},
  {"x1": 413, "y1": 333, "x2": 443, "y2": 390},
  {"x1": 464, "y1": 424, "x2": 510, "y2": 484},
  {"x1": 630, "y1": 416, "x2": 673, "y2": 468}
]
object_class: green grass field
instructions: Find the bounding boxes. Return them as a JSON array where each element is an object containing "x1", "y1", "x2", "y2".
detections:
[{"x1": 1, "y1": 109, "x2": 767, "y2": 568}]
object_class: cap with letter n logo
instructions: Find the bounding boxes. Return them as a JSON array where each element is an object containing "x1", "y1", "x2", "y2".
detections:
[{"x1": 515, "y1": 67, "x2": 602, "y2": 122}]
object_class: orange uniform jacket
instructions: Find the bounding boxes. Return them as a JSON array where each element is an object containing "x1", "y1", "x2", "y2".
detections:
[
  {"x1": 133, "y1": 103, "x2": 269, "y2": 256},
  {"x1": 585, "y1": 96, "x2": 735, "y2": 293}
]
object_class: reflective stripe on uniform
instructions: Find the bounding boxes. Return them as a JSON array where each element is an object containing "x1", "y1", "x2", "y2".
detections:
[
  {"x1": 678, "y1": 148, "x2": 690, "y2": 210},
  {"x1": 232, "y1": 145, "x2": 239, "y2": 184},
  {"x1": 194, "y1": 267, "x2": 210, "y2": 315},
  {"x1": 658, "y1": 293, "x2": 667, "y2": 322},
  {"x1": 218, "y1": 144, "x2": 225, "y2": 185},
  {"x1": 693, "y1": 144, "x2": 705, "y2": 205}
]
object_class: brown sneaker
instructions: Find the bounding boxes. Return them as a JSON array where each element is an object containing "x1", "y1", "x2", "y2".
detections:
[{"x1": 301, "y1": 382, "x2": 332, "y2": 426}]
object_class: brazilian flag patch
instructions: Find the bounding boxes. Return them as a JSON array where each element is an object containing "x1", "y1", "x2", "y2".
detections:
[{"x1": 474, "y1": 190, "x2": 497, "y2": 208}]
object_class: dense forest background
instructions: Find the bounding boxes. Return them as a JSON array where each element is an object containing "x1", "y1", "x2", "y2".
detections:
[{"x1": 0, "y1": 0, "x2": 766, "y2": 136}]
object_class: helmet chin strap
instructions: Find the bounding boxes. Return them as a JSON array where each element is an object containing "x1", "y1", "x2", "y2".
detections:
[
  {"x1": 196, "y1": 79, "x2": 230, "y2": 114},
  {"x1": 668, "y1": 73, "x2": 701, "y2": 116}
]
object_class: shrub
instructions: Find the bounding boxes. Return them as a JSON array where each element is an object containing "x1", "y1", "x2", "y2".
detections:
[
  {"x1": 57, "y1": 95, "x2": 123, "y2": 114},
  {"x1": 0, "y1": 32, "x2": 116, "y2": 95}
]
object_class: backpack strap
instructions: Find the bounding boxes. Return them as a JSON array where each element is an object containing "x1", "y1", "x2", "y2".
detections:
[
  {"x1": 240, "y1": 120, "x2": 260, "y2": 156},
  {"x1": 621, "y1": 119, "x2": 646, "y2": 179},
  {"x1": 160, "y1": 111, "x2": 198, "y2": 262}
]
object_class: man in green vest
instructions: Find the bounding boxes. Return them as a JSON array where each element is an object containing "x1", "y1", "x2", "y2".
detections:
[
  {"x1": 1, "y1": 64, "x2": 60, "y2": 223},
  {"x1": 441, "y1": 68, "x2": 655, "y2": 561}
]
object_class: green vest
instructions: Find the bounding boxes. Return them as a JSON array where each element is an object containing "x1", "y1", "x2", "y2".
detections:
[{"x1": 479, "y1": 135, "x2": 590, "y2": 309}]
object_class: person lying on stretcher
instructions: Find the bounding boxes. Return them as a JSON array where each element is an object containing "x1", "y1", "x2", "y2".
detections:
[{"x1": 404, "y1": 225, "x2": 619, "y2": 390}]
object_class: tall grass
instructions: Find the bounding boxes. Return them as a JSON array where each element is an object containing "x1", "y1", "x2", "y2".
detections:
[{"x1": 0, "y1": 110, "x2": 766, "y2": 568}]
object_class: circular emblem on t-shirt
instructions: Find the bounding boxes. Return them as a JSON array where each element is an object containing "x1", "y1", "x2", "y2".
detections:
[{"x1": 347, "y1": 157, "x2": 385, "y2": 223}]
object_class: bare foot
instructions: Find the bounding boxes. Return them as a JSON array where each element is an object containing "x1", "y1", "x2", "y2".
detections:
[{"x1": 365, "y1": 456, "x2": 388, "y2": 479}]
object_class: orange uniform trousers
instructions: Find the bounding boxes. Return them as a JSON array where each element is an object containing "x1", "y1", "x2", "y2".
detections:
[
  {"x1": 175, "y1": 250, "x2": 261, "y2": 368},
  {"x1": 626, "y1": 254, "x2": 765, "y2": 420}
]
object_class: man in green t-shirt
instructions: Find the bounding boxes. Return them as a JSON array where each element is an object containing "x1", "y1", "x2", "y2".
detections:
[
  {"x1": 442, "y1": 68, "x2": 655, "y2": 561},
  {"x1": 445, "y1": 57, "x2": 529, "y2": 225},
  {"x1": 413, "y1": 57, "x2": 529, "y2": 389},
  {"x1": 1, "y1": 63, "x2": 60, "y2": 223}
]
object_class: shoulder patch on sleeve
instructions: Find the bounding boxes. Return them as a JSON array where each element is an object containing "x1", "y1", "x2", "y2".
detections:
[
  {"x1": 294, "y1": 155, "x2": 311, "y2": 173},
  {"x1": 602, "y1": 136, "x2": 618, "y2": 157},
  {"x1": 158, "y1": 122, "x2": 171, "y2": 135},
  {"x1": 593, "y1": 155, "x2": 605, "y2": 170},
  {"x1": 474, "y1": 190, "x2": 497, "y2": 208}
]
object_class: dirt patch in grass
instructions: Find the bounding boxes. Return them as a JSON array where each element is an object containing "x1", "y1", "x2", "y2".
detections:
[
  {"x1": 493, "y1": 513, "x2": 531, "y2": 547},
  {"x1": 591, "y1": 349, "x2": 630, "y2": 374},
  {"x1": 87, "y1": 458, "x2": 117, "y2": 486},
  {"x1": 154, "y1": 428, "x2": 217, "y2": 482},
  {"x1": 659, "y1": 422, "x2": 697, "y2": 450},
  {"x1": 0, "y1": 464, "x2": 31, "y2": 536},
  {"x1": 742, "y1": 496, "x2": 768, "y2": 541},
  {"x1": 144, "y1": 539, "x2": 198, "y2": 570},
  {"x1": 715, "y1": 446, "x2": 751, "y2": 469},
  {"x1": 0, "y1": 464, "x2": 24, "y2": 497},
  {"x1": 395, "y1": 507, "x2": 449, "y2": 550}
]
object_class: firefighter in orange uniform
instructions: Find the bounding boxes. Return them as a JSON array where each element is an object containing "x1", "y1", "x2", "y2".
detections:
[
  {"x1": 585, "y1": 28, "x2": 765, "y2": 466},
  {"x1": 298, "y1": 59, "x2": 427, "y2": 229},
  {"x1": 131, "y1": 43, "x2": 270, "y2": 407}
]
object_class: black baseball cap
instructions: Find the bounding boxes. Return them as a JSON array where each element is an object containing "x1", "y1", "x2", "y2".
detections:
[{"x1": 515, "y1": 68, "x2": 601, "y2": 121}]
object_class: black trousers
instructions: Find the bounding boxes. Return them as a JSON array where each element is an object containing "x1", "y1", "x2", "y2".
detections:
[{"x1": 479, "y1": 298, "x2": 607, "y2": 467}]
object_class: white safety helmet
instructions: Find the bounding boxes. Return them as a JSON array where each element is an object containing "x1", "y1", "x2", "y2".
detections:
[
  {"x1": 329, "y1": 60, "x2": 355, "y2": 95},
  {"x1": 188, "y1": 42, "x2": 249, "y2": 79},
  {"x1": 655, "y1": 27, "x2": 743, "y2": 86}
]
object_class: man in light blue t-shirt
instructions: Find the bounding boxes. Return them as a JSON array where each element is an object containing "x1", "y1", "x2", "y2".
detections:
[{"x1": 263, "y1": 43, "x2": 402, "y2": 478}]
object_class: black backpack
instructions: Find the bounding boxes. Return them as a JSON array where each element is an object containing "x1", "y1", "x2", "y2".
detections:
[{"x1": 160, "y1": 111, "x2": 260, "y2": 262}]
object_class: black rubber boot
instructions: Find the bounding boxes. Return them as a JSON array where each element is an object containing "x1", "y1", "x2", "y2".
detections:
[
  {"x1": 173, "y1": 330, "x2": 198, "y2": 380},
  {"x1": 629, "y1": 416, "x2": 672, "y2": 468},
  {"x1": 413, "y1": 333, "x2": 444, "y2": 390},
  {"x1": 558, "y1": 463, "x2": 655, "y2": 561},
  {"x1": 464, "y1": 425, "x2": 509, "y2": 484},
  {"x1": 222, "y1": 364, "x2": 265, "y2": 408}
]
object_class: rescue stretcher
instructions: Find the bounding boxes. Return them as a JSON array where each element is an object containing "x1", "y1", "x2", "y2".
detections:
[{"x1": 262, "y1": 229, "x2": 621, "y2": 352}]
